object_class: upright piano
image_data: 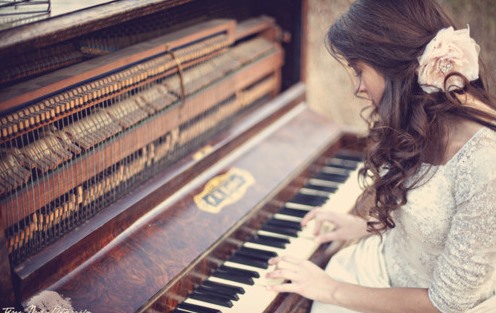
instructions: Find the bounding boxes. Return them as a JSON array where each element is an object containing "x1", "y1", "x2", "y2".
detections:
[{"x1": 0, "y1": 1, "x2": 364, "y2": 312}]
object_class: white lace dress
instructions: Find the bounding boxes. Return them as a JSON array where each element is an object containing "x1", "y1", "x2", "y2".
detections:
[{"x1": 311, "y1": 126, "x2": 496, "y2": 313}]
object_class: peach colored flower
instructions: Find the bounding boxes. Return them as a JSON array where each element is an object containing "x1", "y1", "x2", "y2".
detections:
[{"x1": 417, "y1": 26, "x2": 480, "y2": 94}]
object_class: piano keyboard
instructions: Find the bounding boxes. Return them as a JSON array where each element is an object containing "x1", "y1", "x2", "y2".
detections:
[{"x1": 172, "y1": 152, "x2": 364, "y2": 313}]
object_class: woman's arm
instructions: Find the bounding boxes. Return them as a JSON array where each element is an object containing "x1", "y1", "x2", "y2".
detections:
[
  {"x1": 266, "y1": 256, "x2": 441, "y2": 313},
  {"x1": 331, "y1": 282, "x2": 440, "y2": 313}
]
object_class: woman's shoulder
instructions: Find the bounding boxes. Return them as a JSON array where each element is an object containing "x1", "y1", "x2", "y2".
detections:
[
  {"x1": 459, "y1": 126, "x2": 496, "y2": 163},
  {"x1": 448, "y1": 120, "x2": 496, "y2": 166},
  {"x1": 451, "y1": 126, "x2": 496, "y2": 203},
  {"x1": 448, "y1": 94, "x2": 496, "y2": 164}
]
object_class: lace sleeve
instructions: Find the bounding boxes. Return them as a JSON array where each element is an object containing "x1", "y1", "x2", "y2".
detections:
[{"x1": 428, "y1": 135, "x2": 496, "y2": 313}]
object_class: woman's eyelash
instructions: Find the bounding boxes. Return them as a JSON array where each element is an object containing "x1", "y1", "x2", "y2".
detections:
[
  {"x1": 349, "y1": 65, "x2": 361, "y2": 77},
  {"x1": 346, "y1": 62, "x2": 362, "y2": 78}
]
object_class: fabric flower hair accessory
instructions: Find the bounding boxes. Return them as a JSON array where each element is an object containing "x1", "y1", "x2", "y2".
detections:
[{"x1": 417, "y1": 26, "x2": 480, "y2": 94}]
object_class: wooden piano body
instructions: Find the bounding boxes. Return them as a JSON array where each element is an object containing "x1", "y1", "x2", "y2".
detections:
[{"x1": 0, "y1": 1, "x2": 363, "y2": 311}]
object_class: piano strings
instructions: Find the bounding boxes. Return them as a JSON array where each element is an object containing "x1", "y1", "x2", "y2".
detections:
[{"x1": 0, "y1": 17, "x2": 283, "y2": 266}]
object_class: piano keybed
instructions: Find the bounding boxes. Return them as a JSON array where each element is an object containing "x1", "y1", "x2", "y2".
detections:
[{"x1": 170, "y1": 153, "x2": 363, "y2": 313}]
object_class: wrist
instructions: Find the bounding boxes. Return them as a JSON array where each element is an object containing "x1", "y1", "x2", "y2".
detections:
[
  {"x1": 329, "y1": 280, "x2": 346, "y2": 306},
  {"x1": 353, "y1": 215, "x2": 370, "y2": 239},
  {"x1": 318, "y1": 276, "x2": 341, "y2": 304}
]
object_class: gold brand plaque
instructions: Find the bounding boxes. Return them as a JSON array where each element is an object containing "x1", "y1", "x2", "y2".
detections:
[{"x1": 194, "y1": 168, "x2": 255, "y2": 214}]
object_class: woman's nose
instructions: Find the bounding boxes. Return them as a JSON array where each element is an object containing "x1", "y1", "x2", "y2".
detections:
[{"x1": 356, "y1": 80, "x2": 367, "y2": 95}]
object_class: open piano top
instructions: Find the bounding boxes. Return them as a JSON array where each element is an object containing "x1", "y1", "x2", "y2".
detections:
[{"x1": 0, "y1": 1, "x2": 365, "y2": 312}]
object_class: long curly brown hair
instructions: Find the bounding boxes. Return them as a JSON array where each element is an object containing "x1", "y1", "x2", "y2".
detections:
[{"x1": 326, "y1": 0, "x2": 496, "y2": 232}]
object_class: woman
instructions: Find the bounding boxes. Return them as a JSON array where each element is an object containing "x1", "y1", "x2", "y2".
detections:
[{"x1": 266, "y1": 0, "x2": 496, "y2": 312}]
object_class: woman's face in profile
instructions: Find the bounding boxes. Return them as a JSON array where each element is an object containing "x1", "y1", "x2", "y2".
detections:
[{"x1": 350, "y1": 61, "x2": 385, "y2": 106}]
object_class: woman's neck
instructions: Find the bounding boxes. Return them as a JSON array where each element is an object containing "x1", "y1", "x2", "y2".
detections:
[{"x1": 440, "y1": 93, "x2": 494, "y2": 164}]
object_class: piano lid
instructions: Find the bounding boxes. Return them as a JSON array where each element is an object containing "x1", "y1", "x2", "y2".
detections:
[{"x1": 0, "y1": 0, "x2": 194, "y2": 56}]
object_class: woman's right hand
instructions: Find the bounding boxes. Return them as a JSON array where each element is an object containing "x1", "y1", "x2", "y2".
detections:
[{"x1": 301, "y1": 208, "x2": 369, "y2": 243}]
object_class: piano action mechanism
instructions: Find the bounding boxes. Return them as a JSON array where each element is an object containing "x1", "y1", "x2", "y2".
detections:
[{"x1": 0, "y1": 1, "x2": 364, "y2": 312}]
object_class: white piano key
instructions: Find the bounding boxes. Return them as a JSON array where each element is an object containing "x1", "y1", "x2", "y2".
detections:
[
  {"x1": 208, "y1": 276, "x2": 250, "y2": 289},
  {"x1": 183, "y1": 297, "x2": 230, "y2": 312},
  {"x1": 186, "y1": 274, "x2": 282, "y2": 312},
  {"x1": 299, "y1": 187, "x2": 334, "y2": 197},
  {"x1": 256, "y1": 229, "x2": 293, "y2": 240},
  {"x1": 307, "y1": 178, "x2": 340, "y2": 188},
  {"x1": 272, "y1": 213, "x2": 302, "y2": 222},
  {"x1": 184, "y1": 283, "x2": 279, "y2": 313},
  {"x1": 284, "y1": 202, "x2": 313, "y2": 211},
  {"x1": 221, "y1": 285, "x2": 280, "y2": 312},
  {"x1": 243, "y1": 241, "x2": 284, "y2": 254},
  {"x1": 321, "y1": 163, "x2": 363, "y2": 214}
]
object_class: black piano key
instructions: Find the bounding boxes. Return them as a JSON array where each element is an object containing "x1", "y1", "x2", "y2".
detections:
[
  {"x1": 278, "y1": 207, "x2": 309, "y2": 218},
  {"x1": 290, "y1": 194, "x2": 328, "y2": 206},
  {"x1": 196, "y1": 285, "x2": 239, "y2": 301},
  {"x1": 212, "y1": 269, "x2": 255, "y2": 285},
  {"x1": 194, "y1": 286, "x2": 239, "y2": 302},
  {"x1": 304, "y1": 183, "x2": 338, "y2": 193},
  {"x1": 238, "y1": 246, "x2": 277, "y2": 259},
  {"x1": 320, "y1": 166, "x2": 350, "y2": 176},
  {"x1": 212, "y1": 270, "x2": 255, "y2": 286},
  {"x1": 314, "y1": 172, "x2": 348, "y2": 183},
  {"x1": 334, "y1": 152, "x2": 363, "y2": 162},
  {"x1": 266, "y1": 218, "x2": 302, "y2": 231},
  {"x1": 261, "y1": 223, "x2": 298, "y2": 237},
  {"x1": 326, "y1": 157, "x2": 359, "y2": 170},
  {"x1": 229, "y1": 254, "x2": 269, "y2": 269},
  {"x1": 202, "y1": 279, "x2": 246, "y2": 294},
  {"x1": 249, "y1": 234, "x2": 289, "y2": 248},
  {"x1": 189, "y1": 291, "x2": 234, "y2": 308},
  {"x1": 218, "y1": 264, "x2": 260, "y2": 278},
  {"x1": 178, "y1": 302, "x2": 222, "y2": 313}
]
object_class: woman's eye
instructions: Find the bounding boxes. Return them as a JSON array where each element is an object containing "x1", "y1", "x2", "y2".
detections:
[{"x1": 347, "y1": 63, "x2": 361, "y2": 77}]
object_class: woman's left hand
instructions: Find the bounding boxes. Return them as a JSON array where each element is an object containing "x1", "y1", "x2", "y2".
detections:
[{"x1": 266, "y1": 255, "x2": 337, "y2": 303}]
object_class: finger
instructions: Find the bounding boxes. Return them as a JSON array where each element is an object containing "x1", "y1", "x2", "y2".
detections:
[
  {"x1": 266, "y1": 269, "x2": 299, "y2": 281},
  {"x1": 268, "y1": 256, "x2": 282, "y2": 265},
  {"x1": 267, "y1": 282, "x2": 300, "y2": 294},
  {"x1": 316, "y1": 232, "x2": 337, "y2": 243},
  {"x1": 301, "y1": 209, "x2": 318, "y2": 226},
  {"x1": 313, "y1": 211, "x2": 333, "y2": 235},
  {"x1": 279, "y1": 255, "x2": 304, "y2": 265},
  {"x1": 320, "y1": 220, "x2": 336, "y2": 233},
  {"x1": 314, "y1": 220, "x2": 323, "y2": 236},
  {"x1": 276, "y1": 259, "x2": 300, "y2": 271}
]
